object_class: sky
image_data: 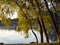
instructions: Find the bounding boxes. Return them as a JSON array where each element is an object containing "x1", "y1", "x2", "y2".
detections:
[{"x1": 7, "y1": 11, "x2": 18, "y2": 19}]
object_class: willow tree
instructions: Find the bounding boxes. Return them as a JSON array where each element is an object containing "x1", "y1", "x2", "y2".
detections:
[
  {"x1": 0, "y1": 0, "x2": 59, "y2": 44},
  {"x1": 0, "y1": 0, "x2": 39, "y2": 43}
]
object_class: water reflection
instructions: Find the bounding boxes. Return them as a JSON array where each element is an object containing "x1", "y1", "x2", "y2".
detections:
[
  {"x1": 0, "y1": 29, "x2": 40, "y2": 44},
  {"x1": 0, "y1": 29, "x2": 58, "y2": 44}
]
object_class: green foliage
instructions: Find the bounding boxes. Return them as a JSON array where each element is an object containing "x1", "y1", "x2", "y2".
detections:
[
  {"x1": 0, "y1": 0, "x2": 59, "y2": 38},
  {"x1": 17, "y1": 10, "x2": 30, "y2": 36},
  {"x1": 1, "y1": 16, "x2": 11, "y2": 29},
  {"x1": 0, "y1": 0, "x2": 52, "y2": 31}
]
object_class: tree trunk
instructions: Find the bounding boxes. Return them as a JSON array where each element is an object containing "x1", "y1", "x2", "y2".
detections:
[
  {"x1": 29, "y1": 19, "x2": 38, "y2": 43},
  {"x1": 37, "y1": 18, "x2": 43, "y2": 43},
  {"x1": 15, "y1": 1, "x2": 38, "y2": 43},
  {"x1": 41, "y1": 16, "x2": 49, "y2": 43},
  {"x1": 44, "y1": 0, "x2": 59, "y2": 33},
  {"x1": 34, "y1": 0, "x2": 49, "y2": 43},
  {"x1": 50, "y1": 0, "x2": 59, "y2": 33},
  {"x1": 50, "y1": 0, "x2": 57, "y2": 12},
  {"x1": 30, "y1": 22, "x2": 38, "y2": 43},
  {"x1": 44, "y1": 0, "x2": 60, "y2": 42},
  {"x1": 29, "y1": 0, "x2": 43, "y2": 43},
  {"x1": 31, "y1": 29, "x2": 38, "y2": 43}
]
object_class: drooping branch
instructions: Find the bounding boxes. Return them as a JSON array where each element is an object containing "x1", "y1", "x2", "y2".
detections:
[
  {"x1": 15, "y1": 1, "x2": 28, "y2": 19},
  {"x1": 14, "y1": 1, "x2": 38, "y2": 43}
]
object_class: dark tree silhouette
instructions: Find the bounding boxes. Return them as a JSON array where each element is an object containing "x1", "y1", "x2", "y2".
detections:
[
  {"x1": 44, "y1": 0, "x2": 60, "y2": 42},
  {"x1": 15, "y1": 1, "x2": 38, "y2": 43},
  {"x1": 29, "y1": 0, "x2": 44, "y2": 43}
]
